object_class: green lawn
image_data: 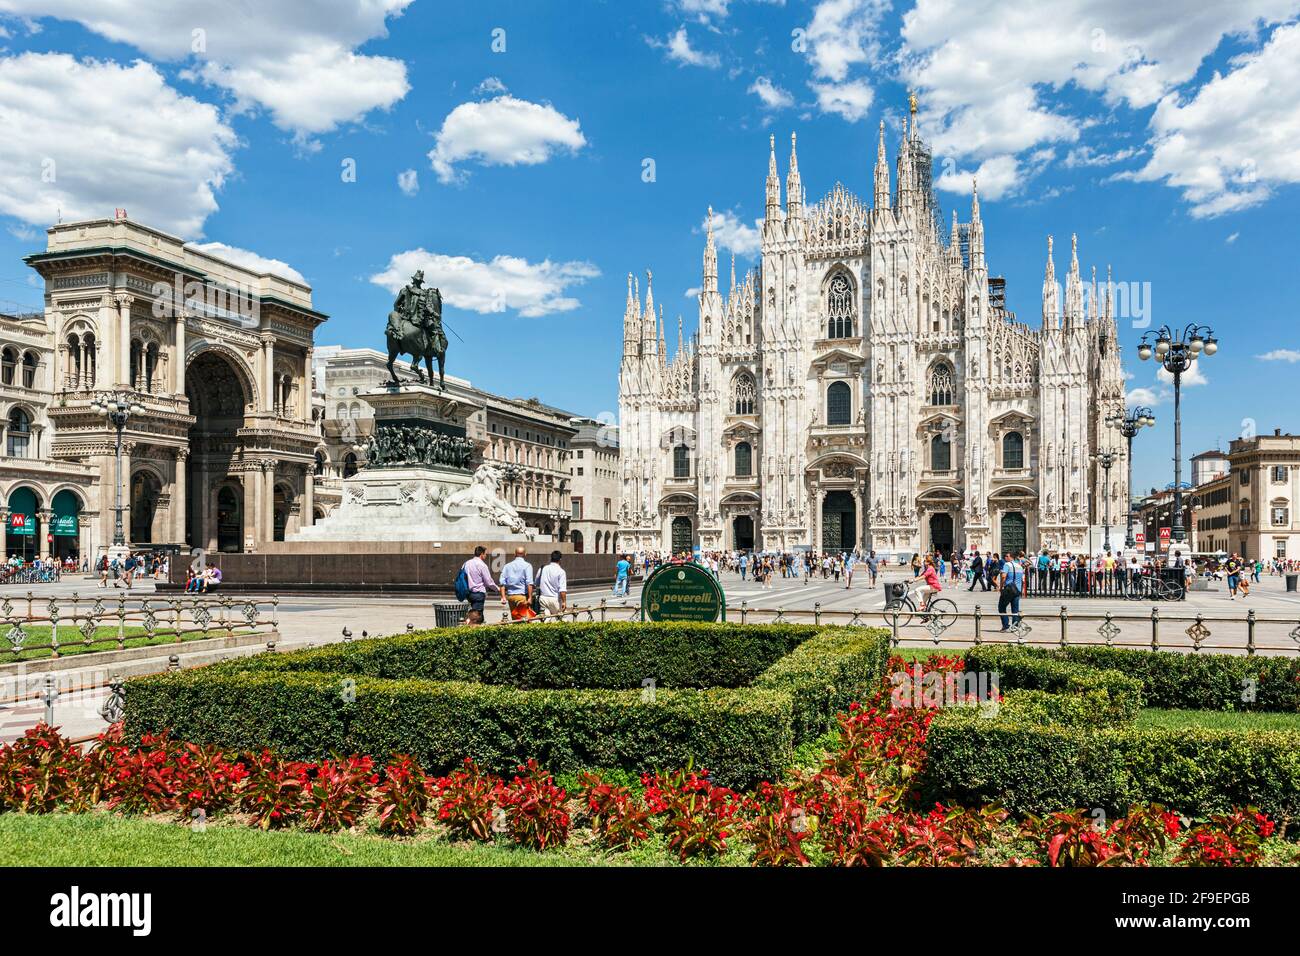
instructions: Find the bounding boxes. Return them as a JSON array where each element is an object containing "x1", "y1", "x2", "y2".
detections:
[
  {"x1": 1136, "y1": 708, "x2": 1300, "y2": 733},
  {"x1": 2, "y1": 626, "x2": 245, "y2": 662},
  {"x1": 0, "y1": 813, "x2": 643, "y2": 867}
]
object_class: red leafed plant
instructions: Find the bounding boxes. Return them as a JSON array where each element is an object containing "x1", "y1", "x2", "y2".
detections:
[
  {"x1": 742, "y1": 781, "x2": 812, "y2": 867},
  {"x1": 1175, "y1": 809, "x2": 1273, "y2": 867},
  {"x1": 374, "y1": 754, "x2": 431, "y2": 836},
  {"x1": 1105, "y1": 804, "x2": 1182, "y2": 865},
  {"x1": 431, "y1": 759, "x2": 506, "y2": 842},
  {"x1": 578, "y1": 772, "x2": 651, "y2": 851},
  {"x1": 238, "y1": 749, "x2": 312, "y2": 830},
  {"x1": 1022, "y1": 810, "x2": 1124, "y2": 867},
  {"x1": 499, "y1": 759, "x2": 570, "y2": 850},
  {"x1": 102, "y1": 731, "x2": 183, "y2": 814},
  {"x1": 0, "y1": 723, "x2": 87, "y2": 813},
  {"x1": 301, "y1": 755, "x2": 377, "y2": 832},
  {"x1": 643, "y1": 769, "x2": 741, "y2": 862},
  {"x1": 170, "y1": 741, "x2": 249, "y2": 818}
]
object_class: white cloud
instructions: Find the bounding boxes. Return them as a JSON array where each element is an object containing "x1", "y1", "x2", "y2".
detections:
[
  {"x1": 749, "y1": 76, "x2": 794, "y2": 110},
  {"x1": 684, "y1": 286, "x2": 701, "y2": 299},
  {"x1": 648, "y1": 25, "x2": 721, "y2": 68},
  {"x1": 703, "y1": 209, "x2": 762, "y2": 257},
  {"x1": 186, "y1": 241, "x2": 306, "y2": 283},
  {"x1": 1156, "y1": 357, "x2": 1208, "y2": 386},
  {"x1": 1226, "y1": 231, "x2": 1240, "y2": 243},
  {"x1": 428, "y1": 95, "x2": 586, "y2": 184},
  {"x1": 370, "y1": 248, "x2": 600, "y2": 318},
  {"x1": 799, "y1": 0, "x2": 889, "y2": 120},
  {"x1": 1258, "y1": 349, "x2": 1300, "y2": 362},
  {"x1": 934, "y1": 154, "x2": 1022, "y2": 200},
  {"x1": 0, "y1": 0, "x2": 413, "y2": 140},
  {"x1": 473, "y1": 76, "x2": 507, "y2": 96},
  {"x1": 899, "y1": 0, "x2": 1300, "y2": 205},
  {"x1": 1063, "y1": 144, "x2": 1140, "y2": 168},
  {"x1": 397, "y1": 168, "x2": 418, "y2": 196},
  {"x1": 1125, "y1": 21, "x2": 1300, "y2": 218},
  {"x1": 1126, "y1": 386, "x2": 1166, "y2": 406},
  {"x1": 0, "y1": 53, "x2": 236, "y2": 235},
  {"x1": 810, "y1": 79, "x2": 874, "y2": 122}
]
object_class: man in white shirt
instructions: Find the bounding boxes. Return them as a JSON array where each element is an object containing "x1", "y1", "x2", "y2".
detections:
[{"x1": 536, "y1": 550, "x2": 567, "y2": 618}]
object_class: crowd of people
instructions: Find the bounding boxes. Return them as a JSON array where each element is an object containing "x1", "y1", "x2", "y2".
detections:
[
  {"x1": 95, "y1": 551, "x2": 172, "y2": 589},
  {"x1": 457, "y1": 545, "x2": 569, "y2": 625}
]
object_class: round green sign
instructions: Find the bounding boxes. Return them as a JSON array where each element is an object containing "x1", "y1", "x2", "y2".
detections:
[{"x1": 641, "y1": 562, "x2": 726, "y2": 622}]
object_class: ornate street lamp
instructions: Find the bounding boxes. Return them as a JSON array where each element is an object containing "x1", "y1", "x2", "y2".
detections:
[
  {"x1": 1093, "y1": 448, "x2": 1120, "y2": 553},
  {"x1": 1137, "y1": 324, "x2": 1217, "y2": 544},
  {"x1": 91, "y1": 392, "x2": 144, "y2": 550},
  {"x1": 1106, "y1": 406, "x2": 1156, "y2": 549}
]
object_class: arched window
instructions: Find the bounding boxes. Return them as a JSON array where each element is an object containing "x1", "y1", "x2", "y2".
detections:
[
  {"x1": 1, "y1": 347, "x2": 16, "y2": 386},
  {"x1": 735, "y1": 441, "x2": 752, "y2": 477},
  {"x1": 337, "y1": 404, "x2": 349, "y2": 420},
  {"x1": 143, "y1": 343, "x2": 158, "y2": 393},
  {"x1": 826, "y1": 273, "x2": 856, "y2": 338},
  {"x1": 930, "y1": 432, "x2": 951, "y2": 471},
  {"x1": 65, "y1": 334, "x2": 81, "y2": 388},
  {"x1": 20, "y1": 351, "x2": 37, "y2": 389},
  {"x1": 732, "y1": 372, "x2": 756, "y2": 415},
  {"x1": 673, "y1": 443, "x2": 690, "y2": 478},
  {"x1": 826, "y1": 381, "x2": 851, "y2": 426},
  {"x1": 7, "y1": 407, "x2": 31, "y2": 457},
  {"x1": 81, "y1": 334, "x2": 96, "y2": 387},
  {"x1": 928, "y1": 363, "x2": 954, "y2": 406},
  {"x1": 1002, "y1": 431, "x2": 1024, "y2": 469},
  {"x1": 343, "y1": 452, "x2": 358, "y2": 478}
]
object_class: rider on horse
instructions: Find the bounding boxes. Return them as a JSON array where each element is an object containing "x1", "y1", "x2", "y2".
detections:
[{"x1": 386, "y1": 270, "x2": 448, "y2": 388}]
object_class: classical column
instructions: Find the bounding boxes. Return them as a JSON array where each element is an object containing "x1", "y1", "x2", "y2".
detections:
[
  {"x1": 115, "y1": 295, "x2": 133, "y2": 387},
  {"x1": 38, "y1": 509, "x2": 52, "y2": 559},
  {"x1": 260, "y1": 335, "x2": 275, "y2": 414},
  {"x1": 173, "y1": 449, "x2": 188, "y2": 545},
  {"x1": 303, "y1": 346, "x2": 314, "y2": 419},
  {"x1": 302, "y1": 463, "x2": 315, "y2": 530},
  {"x1": 174, "y1": 310, "x2": 187, "y2": 395}
]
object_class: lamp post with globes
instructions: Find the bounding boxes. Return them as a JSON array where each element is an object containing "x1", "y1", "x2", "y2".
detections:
[
  {"x1": 1106, "y1": 406, "x2": 1156, "y2": 549},
  {"x1": 1136, "y1": 325, "x2": 1217, "y2": 544},
  {"x1": 1092, "y1": 448, "x2": 1120, "y2": 553},
  {"x1": 91, "y1": 392, "x2": 144, "y2": 552}
]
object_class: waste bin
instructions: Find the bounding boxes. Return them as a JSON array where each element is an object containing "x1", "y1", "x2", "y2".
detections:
[
  {"x1": 1288, "y1": 574, "x2": 1298, "y2": 593},
  {"x1": 432, "y1": 600, "x2": 469, "y2": 628},
  {"x1": 884, "y1": 581, "x2": 908, "y2": 605}
]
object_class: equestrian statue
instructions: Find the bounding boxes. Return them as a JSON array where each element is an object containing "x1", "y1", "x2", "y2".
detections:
[{"x1": 385, "y1": 269, "x2": 448, "y2": 388}]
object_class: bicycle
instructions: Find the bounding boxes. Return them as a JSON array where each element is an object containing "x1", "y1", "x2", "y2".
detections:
[{"x1": 883, "y1": 578, "x2": 957, "y2": 629}]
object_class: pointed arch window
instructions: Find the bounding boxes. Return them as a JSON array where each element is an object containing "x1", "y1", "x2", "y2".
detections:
[
  {"x1": 673, "y1": 443, "x2": 691, "y2": 479},
  {"x1": 826, "y1": 273, "x2": 856, "y2": 339},
  {"x1": 732, "y1": 372, "x2": 756, "y2": 415},
  {"x1": 928, "y1": 362, "x2": 954, "y2": 406},
  {"x1": 930, "y1": 432, "x2": 951, "y2": 471}
]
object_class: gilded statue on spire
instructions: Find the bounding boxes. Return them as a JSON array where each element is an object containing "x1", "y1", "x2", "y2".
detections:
[{"x1": 908, "y1": 89, "x2": 918, "y2": 114}]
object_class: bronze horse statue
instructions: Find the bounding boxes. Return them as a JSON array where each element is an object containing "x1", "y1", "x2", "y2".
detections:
[{"x1": 385, "y1": 271, "x2": 447, "y2": 389}]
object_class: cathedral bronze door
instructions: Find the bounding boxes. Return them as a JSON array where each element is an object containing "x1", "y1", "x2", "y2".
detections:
[
  {"x1": 732, "y1": 515, "x2": 754, "y2": 551},
  {"x1": 671, "y1": 516, "x2": 693, "y2": 553},
  {"x1": 929, "y1": 512, "x2": 954, "y2": 557},
  {"x1": 1000, "y1": 511, "x2": 1027, "y2": 555},
  {"x1": 821, "y1": 491, "x2": 856, "y2": 552}
]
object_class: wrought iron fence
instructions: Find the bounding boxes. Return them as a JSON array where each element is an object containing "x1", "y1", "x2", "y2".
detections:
[
  {"x1": 0, "y1": 591, "x2": 279, "y2": 661},
  {"x1": 1019, "y1": 567, "x2": 1186, "y2": 600}
]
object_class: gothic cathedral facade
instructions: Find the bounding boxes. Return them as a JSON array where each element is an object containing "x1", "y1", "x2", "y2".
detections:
[{"x1": 617, "y1": 107, "x2": 1128, "y2": 557}]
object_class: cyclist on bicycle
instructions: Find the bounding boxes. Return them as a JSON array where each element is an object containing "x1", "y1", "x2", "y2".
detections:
[{"x1": 913, "y1": 556, "x2": 943, "y2": 612}]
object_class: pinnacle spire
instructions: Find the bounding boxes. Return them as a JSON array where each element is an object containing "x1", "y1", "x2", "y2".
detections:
[
  {"x1": 765, "y1": 134, "x2": 781, "y2": 213},
  {"x1": 786, "y1": 132, "x2": 803, "y2": 218},
  {"x1": 873, "y1": 119, "x2": 891, "y2": 209},
  {"x1": 702, "y1": 206, "x2": 718, "y2": 294},
  {"x1": 1043, "y1": 235, "x2": 1060, "y2": 329},
  {"x1": 729, "y1": 252, "x2": 736, "y2": 295}
]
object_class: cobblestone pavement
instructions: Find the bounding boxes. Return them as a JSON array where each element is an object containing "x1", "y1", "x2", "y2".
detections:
[{"x1": 4, "y1": 568, "x2": 1297, "y2": 744}]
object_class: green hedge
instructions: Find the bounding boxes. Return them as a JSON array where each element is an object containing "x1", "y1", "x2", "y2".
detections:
[
  {"x1": 920, "y1": 711, "x2": 1300, "y2": 819},
  {"x1": 238, "y1": 621, "x2": 822, "y2": 690},
  {"x1": 964, "y1": 645, "x2": 1143, "y2": 723},
  {"x1": 752, "y1": 626, "x2": 893, "y2": 740},
  {"x1": 995, "y1": 688, "x2": 1133, "y2": 728},
  {"x1": 1043, "y1": 646, "x2": 1300, "y2": 712},
  {"x1": 123, "y1": 623, "x2": 893, "y2": 788}
]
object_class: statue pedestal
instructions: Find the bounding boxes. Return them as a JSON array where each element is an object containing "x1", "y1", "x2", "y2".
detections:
[{"x1": 287, "y1": 383, "x2": 545, "y2": 544}]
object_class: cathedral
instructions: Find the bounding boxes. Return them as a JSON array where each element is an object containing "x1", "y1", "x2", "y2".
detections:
[{"x1": 617, "y1": 102, "x2": 1128, "y2": 558}]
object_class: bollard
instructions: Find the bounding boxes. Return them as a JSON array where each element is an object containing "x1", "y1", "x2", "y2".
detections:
[
  {"x1": 814, "y1": 602, "x2": 821, "y2": 626},
  {"x1": 889, "y1": 609, "x2": 899, "y2": 647},
  {"x1": 168, "y1": 654, "x2": 180, "y2": 671},
  {"x1": 1150, "y1": 606, "x2": 1160, "y2": 652},
  {"x1": 599, "y1": 598, "x2": 607, "y2": 623},
  {"x1": 266, "y1": 640, "x2": 277, "y2": 654},
  {"x1": 973, "y1": 605, "x2": 982, "y2": 645},
  {"x1": 1059, "y1": 605, "x2": 1069, "y2": 647},
  {"x1": 342, "y1": 627, "x2": 352, "y2": 642},
  {"x1": 406, "y1": 623, "x2": 414, "y2": 632},
  {"x1": 741, "y1": 600, "x2": 748, "y2": 624},
  {"x1": 1246, "y1": 609, "x2": 1256, "y2": 656},
  {"x1": 42, "y1": 674, "x2": 58, "y2": 726}
]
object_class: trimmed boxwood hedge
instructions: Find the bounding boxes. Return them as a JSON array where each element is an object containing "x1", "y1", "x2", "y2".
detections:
[
  {"x1": 964, "y1": 645, "x2": 1143, "y2": 723},
  {"x1": 920, "y1": 711, "x2": 1300, "y2": 819},
  {"x1": 123, "y1": 622, "x2": 892, "y2": 788}
]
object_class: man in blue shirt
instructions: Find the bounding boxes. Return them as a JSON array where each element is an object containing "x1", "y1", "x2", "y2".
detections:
[
  {"x1": 613, "y1": 554, "x2": 631, "y2": 596},
  {"x1": 738, "y1": 552, "x2": 748, "y2": 581},
  {"x1": 997, "y1": 552, "x2": 1024, "y2": 631},
  {"x1": 499, "y1": 547, "x2": 535, "y2": 620}
]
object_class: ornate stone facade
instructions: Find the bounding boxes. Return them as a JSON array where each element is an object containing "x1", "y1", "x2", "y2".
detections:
[
  {"x1": 22, "y1": 216, "x2": 325, "y2": 554},
  {"x1": 618, "y1": 108, "x2": 1128, "y2": 557}
]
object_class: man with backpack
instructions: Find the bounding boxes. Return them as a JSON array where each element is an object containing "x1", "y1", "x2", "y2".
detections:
[{"x1": 456, "y1": 545, "x2": 500, "y2": 625}]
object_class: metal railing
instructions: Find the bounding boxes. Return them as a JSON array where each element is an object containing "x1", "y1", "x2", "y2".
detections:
[{"x1": 0, "y1": 591, "x2": 279, "y2": 662}]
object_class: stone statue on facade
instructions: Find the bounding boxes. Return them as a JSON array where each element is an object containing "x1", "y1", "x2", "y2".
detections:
[{"x1": 385, "y1": 269, "x2": 448, "y2": 389}]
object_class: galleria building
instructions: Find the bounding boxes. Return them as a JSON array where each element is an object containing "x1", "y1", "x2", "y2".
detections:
[{"x1": 617, "y1": 108, "x2": 1129, "y2": 557}]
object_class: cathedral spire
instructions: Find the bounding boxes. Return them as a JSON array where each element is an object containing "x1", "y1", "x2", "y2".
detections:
[
  {"x1": 969, "y1": 178, "x2": 985, "y2": 271},
  {"x1": 873, "y1": 119, "x2": 890, "y2": 210},
  {"x1": 1105, "y1": 264, "x2": 1114, "y2": 322},
  {"x1": 1090, "y1": 265, "x2": 1098, "y2": 323},
  {"x1": 765, "y1": 134, "x2": 782, "y2": 218},
  {"x1": 677, "y1": 315, "x2": 684, "y2": 356},
  {"x1": 702, "y1": 207, "x2": 718, "y2": 294},
  {"x1": 1064, "y1": 233, "x2": 1083, "y2": 327},
  {"x1": 785, "y1": 132, "x2": 803, "y2": 219},
  {"x1": 729, "y1": 252, "x2": 736, "y2": 296},
  {"x1": 643, "y1": 268, "x2": 656, "y2": 344},
  {"x1": 1042, "y1": 235, "x2": 1060, "y2": 330}
]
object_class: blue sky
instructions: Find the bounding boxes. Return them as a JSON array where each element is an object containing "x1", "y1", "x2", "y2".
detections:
[{"x1": 1, "y1": 1, "x2": 1298, "y2": 493}]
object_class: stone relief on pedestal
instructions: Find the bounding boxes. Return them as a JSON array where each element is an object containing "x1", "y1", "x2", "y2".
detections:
[{"x1": 441, "y1": 462, "x2": 528, "y2": 535}]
